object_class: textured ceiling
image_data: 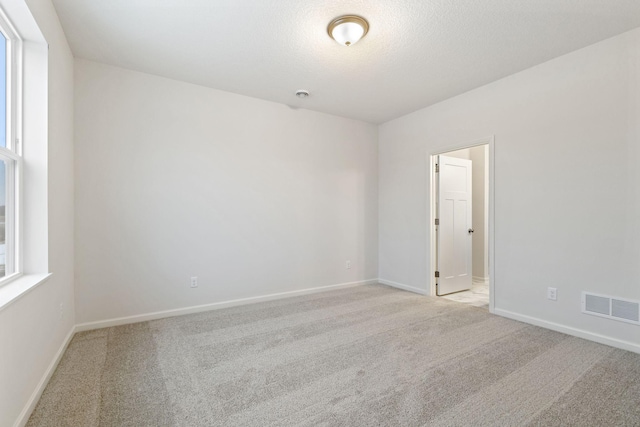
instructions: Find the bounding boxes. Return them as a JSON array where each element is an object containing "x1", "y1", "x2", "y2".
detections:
[{"x1": 52, "y1": 0, "x2": 640, "y2": 124}]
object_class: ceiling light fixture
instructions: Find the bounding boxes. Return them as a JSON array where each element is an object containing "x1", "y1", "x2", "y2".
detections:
[{"x1": 327, "y1": 15, "x2": 369, "y2": 47}]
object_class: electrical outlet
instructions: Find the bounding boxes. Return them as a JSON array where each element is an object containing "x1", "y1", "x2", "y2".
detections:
[
  {"x1": 190, "y1": 277, "x2": 198, "y2": 288},
  {"x1": 547, "y1": 287, "x2": 557, "y2": 301},
  {"x1": 346, "y1": 260, "x2": 351, "y2": 270}
]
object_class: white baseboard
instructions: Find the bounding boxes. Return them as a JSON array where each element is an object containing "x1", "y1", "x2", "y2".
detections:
[
  {"x1": 76, "y1": 279, "x2": 379, "y2": 332},
  {"x1": 472, "y1": 276, "x2": 489, "y2": 284},
  {"x1": 493, "y1": 308, "x2": 640, "y2": 355},
  {"x1": 378, "y1": 278, "x2": 428, "y2": 295},
  {"x1": 14, "y1": 325, "x2": 76, "y2": 427}
]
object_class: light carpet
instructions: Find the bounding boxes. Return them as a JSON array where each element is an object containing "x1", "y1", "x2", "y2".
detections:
[{"x1": 27, "y1": 284, "x2": 640, "y2": 426}]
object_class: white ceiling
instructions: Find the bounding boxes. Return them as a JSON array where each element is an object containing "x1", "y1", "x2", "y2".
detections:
[{"x1": 51, "y1": 0, "x2": 640, "y2": 124}]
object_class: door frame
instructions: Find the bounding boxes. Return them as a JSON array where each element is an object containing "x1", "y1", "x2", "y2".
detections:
[{"x1": 428, "y1": 136, "x2": 496, "y2": 312}]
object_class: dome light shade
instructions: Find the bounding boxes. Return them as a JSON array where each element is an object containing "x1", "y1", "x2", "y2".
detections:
[{"x1": 328, "y1": 15, "x2": 369, "y2": 46}]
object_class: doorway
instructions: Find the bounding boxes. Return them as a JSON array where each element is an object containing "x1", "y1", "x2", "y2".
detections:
[{"x1": 429, "y1": 139, "x2": 494, "y2": 310}]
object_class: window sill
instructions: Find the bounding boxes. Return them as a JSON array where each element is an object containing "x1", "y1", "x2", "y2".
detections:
[{"x1": 0, "y1": 273, "x2": 52, "y2": 313}]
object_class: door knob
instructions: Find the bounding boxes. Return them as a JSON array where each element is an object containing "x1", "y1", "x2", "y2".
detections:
[{"x1": 468, "y1": 228, "x2": 474, "y2": 234}]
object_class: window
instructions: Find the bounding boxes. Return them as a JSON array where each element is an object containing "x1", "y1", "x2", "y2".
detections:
[
  {"x1": 0, "y1": 12, "x2": 20, "y2": 282},
  {"x1": 0, "y1": 1, "x2": 49, "y2": 299}
]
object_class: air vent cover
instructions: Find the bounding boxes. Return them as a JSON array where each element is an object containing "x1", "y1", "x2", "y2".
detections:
[
  {"x1": 582, "y1": 292, "x2": 640, "y2": 325},
  {"x1": 585, "y1": 294, "x2": 610, "y2": 315}
]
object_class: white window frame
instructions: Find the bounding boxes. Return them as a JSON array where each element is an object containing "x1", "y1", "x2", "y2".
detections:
[
  {"x1": 0, "y1": 0, "x2": 50, "y2": 309},
  {"x1": 0, "y1": 7, "x2": 22, "y2": 286}
]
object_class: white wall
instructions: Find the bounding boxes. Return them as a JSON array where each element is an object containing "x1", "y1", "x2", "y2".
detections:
[
  {"x1": 0, "y1": 0, "x2": 75, "y2": 425},
  {"x1": 379, "y1": 28, "x2": 640, "y2": 350},
  {"x1": 74, "y1": 59, "x2": 378, "y2": 325},
  {"x1": 442, "y1": 148, "x2": 471, "y2": 160}
]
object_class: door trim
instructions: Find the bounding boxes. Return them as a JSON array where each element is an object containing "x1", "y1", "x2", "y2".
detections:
[{"x1": 428, "y1": 136, "x2": 495, "y2": 312}]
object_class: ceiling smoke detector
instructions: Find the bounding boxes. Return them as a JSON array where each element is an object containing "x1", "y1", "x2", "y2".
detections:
[{"x1": 295, "y1": 90, "x2": 310, "y2": 99}]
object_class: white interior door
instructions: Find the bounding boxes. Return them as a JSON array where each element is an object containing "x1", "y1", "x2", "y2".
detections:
[{"x1": 436, "y1": 155, "x2": 473, "y2": 295}]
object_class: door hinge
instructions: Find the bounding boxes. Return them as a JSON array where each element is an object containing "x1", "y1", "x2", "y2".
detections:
[
  {"x1": 435, "y1": 164, "x2": 439, "y2": 173},
  {"x1": 435, "y1": 271, "x2": 440, "y2": 278},
  {"x1": 435, "y1": 218, "x2": 439, "y2": 226}
]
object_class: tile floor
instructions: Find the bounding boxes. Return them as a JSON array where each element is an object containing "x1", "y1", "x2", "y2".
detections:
[{"x1": 441, "y1": 281, "x2": 489, "y2": 308}]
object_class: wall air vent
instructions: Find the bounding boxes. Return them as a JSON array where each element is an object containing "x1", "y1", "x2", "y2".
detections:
[{"x1": 582, "y1": 292, "x2": 640, "y2": 325}]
